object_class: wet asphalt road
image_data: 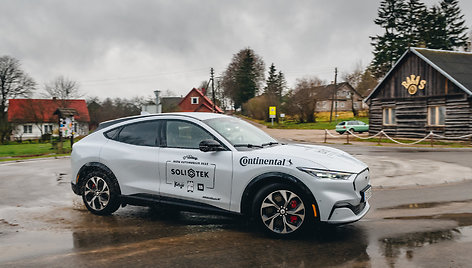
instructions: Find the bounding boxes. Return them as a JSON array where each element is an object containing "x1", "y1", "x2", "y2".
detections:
[{"x1": 1, "y1": 145, "x2": 472, "y2": 268}]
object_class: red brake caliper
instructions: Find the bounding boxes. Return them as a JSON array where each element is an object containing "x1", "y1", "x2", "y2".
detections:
[{"x1": 289, "y1": 200, "x2": 298, "y2": 223}]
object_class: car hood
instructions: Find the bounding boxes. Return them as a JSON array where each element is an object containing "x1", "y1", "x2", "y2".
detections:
[{"x1": 259, "y1": 144, "x2": 367, "y2": 173}]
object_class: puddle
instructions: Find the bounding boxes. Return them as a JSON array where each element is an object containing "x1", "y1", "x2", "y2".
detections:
[
  {"x1": 376, "y1": 226, "x2": 472, "y2": 267},
  {"x1": 379, "y1": 199, "x2": 472, "y2": 210},
  {"x1": 0, "y1": 231, "x2": 73, "y2": 263}
]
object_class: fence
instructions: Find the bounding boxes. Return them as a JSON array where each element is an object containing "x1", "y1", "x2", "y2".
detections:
[{"x1": 323, "y1": 129, "x2": 472, "y2": 146}]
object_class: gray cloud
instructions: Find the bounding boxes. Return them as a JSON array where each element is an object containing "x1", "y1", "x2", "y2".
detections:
[{"x1": 1, "y1": 0, "x2": 471, "y2": 99}]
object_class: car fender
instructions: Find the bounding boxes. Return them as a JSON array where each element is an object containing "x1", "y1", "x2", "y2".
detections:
[{"x1": 240, "y1": 172, "x2": 318, "y2": 217}]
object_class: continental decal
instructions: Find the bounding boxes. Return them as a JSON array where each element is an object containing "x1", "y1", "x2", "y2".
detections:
[{"x1": 240, "y1": 156, "x2": 292, "y2": 167}]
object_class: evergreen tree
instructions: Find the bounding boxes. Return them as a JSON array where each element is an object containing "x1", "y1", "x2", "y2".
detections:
[
  {"x1": 370, "y1": 0, "x2": 408, "y2": 79},
  {"x1": 418, "y1": 6, "x2": 449, "y2": 49},
  {"x1": 221, "y1": 48, "x2": 265, "y2": 111},
  {"x1": 264, "y1": 63, "x2": 286, "y2": 100},
  {"x1": 402, "y1": 0, "x2": 427, "y2": 47},
  {"x1": 440, "y1": 0, "x2": 468, "y2": 49}
]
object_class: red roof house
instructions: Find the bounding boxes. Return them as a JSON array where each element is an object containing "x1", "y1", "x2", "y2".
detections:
[
  {"x1": 8, "y1": 99, "x2": 90, "y2": 123},
  {"x1": 178, "y1": 88, "x2": 223, "y2": 113},
  {"x1": 7, "y1": 99, "x2": 90, "y2": 139}
]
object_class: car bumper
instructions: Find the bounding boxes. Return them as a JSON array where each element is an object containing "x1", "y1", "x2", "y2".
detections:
[
  {"x1": 326, "y1": 200, "x2": 370, "y2": 224},
  {"x1": 71, "y1": 182, "x2": 80, "y2": 195}
]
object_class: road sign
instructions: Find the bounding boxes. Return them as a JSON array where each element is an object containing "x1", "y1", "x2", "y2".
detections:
[{"x1": 269, "y1": 106, "x2": 276, "y2": 119}]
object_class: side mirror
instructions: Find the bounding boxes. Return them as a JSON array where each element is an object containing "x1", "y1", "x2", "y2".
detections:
[{"x1": 199, "y1": 139, "x2": 224, "y2": 152}]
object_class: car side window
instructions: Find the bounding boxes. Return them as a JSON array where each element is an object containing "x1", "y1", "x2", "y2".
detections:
[
  {"x1": 166, "y1": 120, "x2": 213, "y2": 149},
  {"x1": 338, "y1": 122, "x2": 345, "y2": 126},
  {"x1": 116, "y1": 120, "x2": 159, "y2": 147}
]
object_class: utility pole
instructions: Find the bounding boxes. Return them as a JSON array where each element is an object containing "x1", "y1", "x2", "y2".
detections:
[
  {"x1": 210, "y1": 68, "x2": 216, "y2": 113},
  {"x1": 329, "y1": 67, "x2": 338, "y2": 122},
  {"x1": 334, "y1": 67, "x2": 338, "y2": 123}
]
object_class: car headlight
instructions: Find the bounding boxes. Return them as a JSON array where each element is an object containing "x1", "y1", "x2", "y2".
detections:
[{"x1": 297, "y1": 167, "x2": 353, "y2": 180}]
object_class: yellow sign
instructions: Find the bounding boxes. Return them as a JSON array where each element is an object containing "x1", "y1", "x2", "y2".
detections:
[
  {"x1": 269, "y1": 106, "x2": 276, "y2": 116},
  {"x1": 402, "y1": 74, "x2": 426, "y2": 95}
]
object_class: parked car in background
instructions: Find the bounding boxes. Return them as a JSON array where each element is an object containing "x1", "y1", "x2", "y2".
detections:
[{"x1": 336, "y1": 120, "x2": 369, "y2": 134}]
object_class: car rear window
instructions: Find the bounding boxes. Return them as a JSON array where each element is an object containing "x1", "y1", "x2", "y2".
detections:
[{"x1": 116, "y1": 121, "x2": 159, "y2": 147}]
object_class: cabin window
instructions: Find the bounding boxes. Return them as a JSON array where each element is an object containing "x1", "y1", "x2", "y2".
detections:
[
  {"x1": 428, "y1": 106, "x2": 445, "y2": 126},
  {"x1": 44, "y1": 124, "x2": 53, "y2": 134},
  {"x1": 383, "y1": 107, "x2": 396, "y2": 125},
  {"x1": 191, "y1": 97, "x2": 199, "y2": 104}
]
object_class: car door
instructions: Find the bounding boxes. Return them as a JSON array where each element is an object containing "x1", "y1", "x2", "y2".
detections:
[
  {"x1": 100, "y1": 119, "x2": 161, "y2": 195},
  {"x1": 157, "y1": 119, "x2": 233, "y2": 210}
]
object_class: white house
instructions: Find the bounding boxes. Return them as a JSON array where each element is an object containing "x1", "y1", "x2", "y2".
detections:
[{"x1": 7, "y1": 99, "x2": 90, "y2": 140}]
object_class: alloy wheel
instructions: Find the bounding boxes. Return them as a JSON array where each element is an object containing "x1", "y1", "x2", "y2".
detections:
[
  {"x1": 260, "y1": 190, "x2": 305, "y2": 234},
  {"x1": 84, "y1": 176, "x2": 110, "y2": 211}
]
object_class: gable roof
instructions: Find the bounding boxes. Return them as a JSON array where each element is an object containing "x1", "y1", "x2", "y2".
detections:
[
  {"x1": 313, "y1": 82, "x2": 362, "y2": 100},
  {"x1": 366, "y1": 47, "x2": 472, "y2": 101},
  {"x1": 178, "y1": 88, "x2": 223, "y2": 113},
  {"x1": 8, "y1": 99, "x2": 90, "y2": 123}
]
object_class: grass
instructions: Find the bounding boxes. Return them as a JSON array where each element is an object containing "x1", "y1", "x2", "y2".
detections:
[
  {"x1": 250, "y1": 111, "x2": 369, "y2": 130},
  {"x1": 0, "y1": 141, "x2": 72, "y2": 158}
]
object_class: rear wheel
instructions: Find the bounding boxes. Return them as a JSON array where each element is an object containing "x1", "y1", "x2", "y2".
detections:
[
  {"x1": 82, "y1": 170, "x2": 121, "y2": 215},
  {"x1": 253, "y1": 183, "x2": 314, "y2": 236}
]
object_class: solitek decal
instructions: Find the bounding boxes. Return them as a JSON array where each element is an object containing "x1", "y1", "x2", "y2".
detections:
[{"x1": 240, "y1": 156, "x2": 292, "y2": 167}]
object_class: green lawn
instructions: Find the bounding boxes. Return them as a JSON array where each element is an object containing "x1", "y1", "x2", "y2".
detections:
[
  {"x1": 253, "y1": 117, "x2": 369, "y2": 130},
  {"x1": 0, "y1": 142, "x2": 72, "y2": 158}
]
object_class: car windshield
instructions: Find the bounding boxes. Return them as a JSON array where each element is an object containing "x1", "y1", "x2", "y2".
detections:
[{"x1": 204, "y1": 117, "x2": 278, "y2": 149}]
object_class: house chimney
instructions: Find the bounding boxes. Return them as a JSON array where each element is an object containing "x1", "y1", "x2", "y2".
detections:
[
  {"x1": 154, "y1": 90, "x2": 162, "y2": 114},
  {"x1": 52, "y1": 97, "x2": 57, "y2": 101},
  {"x1": 201, "y1": 87, "x2": 206, "y2": 96}
]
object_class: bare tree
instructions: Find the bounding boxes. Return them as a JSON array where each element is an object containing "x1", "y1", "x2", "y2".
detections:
[
  {"x1": 285, "y1": 77, "x2": 324, "y2": 123},
  {"x1": 43, "y1": 75, "x2": 83, "y2": 100},
  {"x1": 0, "y1": 55, "x2": 36, "y2": 143}
]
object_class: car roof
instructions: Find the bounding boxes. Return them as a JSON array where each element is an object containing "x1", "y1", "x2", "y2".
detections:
[{"x1": 96, "y1": 112, "x2": 229, "y2": 131}]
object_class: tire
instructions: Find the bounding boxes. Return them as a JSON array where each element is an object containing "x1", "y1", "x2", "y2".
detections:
[
  {"x1": 348, "y1": 128, "x2": 354, "y2": 133},
  {"x1": 252, "y1": 183, "x2": 314, "y2": 236},
  {"x1": 337, "y1": 131, "x2": 345, "y2": 135},
  {"x1": 81, "y1": 169, "x2": 121, "y2": 215}
]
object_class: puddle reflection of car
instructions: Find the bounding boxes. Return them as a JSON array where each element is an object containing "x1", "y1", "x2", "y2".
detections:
[
  {"x1": 336, "y1": 120, "x2": 369, "y2": 134},
  {"x1": 71, "y1": 113, "x2": 371, "y2": 237}
]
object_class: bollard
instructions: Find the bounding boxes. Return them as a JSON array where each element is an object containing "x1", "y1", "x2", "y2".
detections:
[
  {"x1": 430, "y1": 134, "x2": 434, "y2": 147},
  {"x1": 377, "y1": 132, "x2": 382, "y2": 145},
  {"x1": 346, "y1": 132, "x2": 350, "y2": 144},
  {"x1": 324, "y1": 130, "x2": 327, "y2": 143}
]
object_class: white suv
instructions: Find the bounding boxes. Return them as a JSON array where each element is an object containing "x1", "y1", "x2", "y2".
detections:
[{"x1": 71, "y1": 113, "x2": 371, "y2": 236}]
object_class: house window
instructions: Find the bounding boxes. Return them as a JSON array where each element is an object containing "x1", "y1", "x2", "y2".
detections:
[
  {"x1": 44, "y1": 125, "x2": 53, "y2": 134},
  {"x1": 23, "y1": 125, "x2": 33, "y2": 134},
  {"x1": 191, "y1": 97, "x2": 199, "y2": 104},
  {"x1": 383, "y1": 107, "x2": 396, "y2": 125},
  {"x1": 428, "y1": 106, "x2": 445, "y2": 126}
]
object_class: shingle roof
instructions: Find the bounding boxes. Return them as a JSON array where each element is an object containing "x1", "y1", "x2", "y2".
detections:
[
  {"x1": 178, "y1": 88, "x2": 223, "y2": 113},
  {"x1": 8, "y1": 99, "x2": 90, "y2": 123},
  {"x1": 366, "y1": 47, "x2": 472, "y2": 100},
  {"x1": 312, "y1": 82, "x2": 361, "y2": 100},
  {"x1": 413, "y1": 48, "x2": 472, "y2": 96}
]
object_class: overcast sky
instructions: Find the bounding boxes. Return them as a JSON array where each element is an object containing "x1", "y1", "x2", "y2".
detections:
[{"x1": 1, "y1": 0, "x2": 471, "y2": 100}]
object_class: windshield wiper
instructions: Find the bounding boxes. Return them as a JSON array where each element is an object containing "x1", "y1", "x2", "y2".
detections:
[
  {"x1": 261, "y1": 142, "x2": 280, "y2": 147},
  {"x1": 233, "y1": 144, "x2": 263, "y2": 149}
]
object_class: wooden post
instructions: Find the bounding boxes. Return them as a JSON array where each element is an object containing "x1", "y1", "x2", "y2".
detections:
[
  {"x1": 346, "y1": 132, "x2": 350, "y2": 144},
  {"x1": 430, "y1": 133, "x2": 434, "y2": 147},
  {"x1": 324, "y1": 130, "x2": 327, "y2": 143},
  {"x1": 378, "y1": 132, "x2": 382, "y2": 145}
]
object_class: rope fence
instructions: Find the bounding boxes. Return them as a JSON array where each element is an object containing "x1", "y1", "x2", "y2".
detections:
[{"x1": 323, "y1": 129, "x2": 472, "y2": 146}]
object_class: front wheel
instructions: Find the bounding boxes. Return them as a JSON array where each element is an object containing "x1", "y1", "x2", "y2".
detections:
[
  {"x1": 81, "y1": 170, "x2": 121, "y2": 215},
  {"x1": 253, "y1": 183, "x2": 314, "y2": 236}
]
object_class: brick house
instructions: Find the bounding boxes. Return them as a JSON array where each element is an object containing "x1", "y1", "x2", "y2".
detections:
[
  {"x1": 8, "y1": 99, "x2": 90, "y2": 139},
  {"x1": 178, "y1": 88, "x2": 223, "y2": 113}
]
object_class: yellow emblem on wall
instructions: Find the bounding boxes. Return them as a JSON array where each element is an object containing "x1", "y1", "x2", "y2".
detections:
[{"x1": 401, "y1": 74, "x2": 426, "y2": 95}]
